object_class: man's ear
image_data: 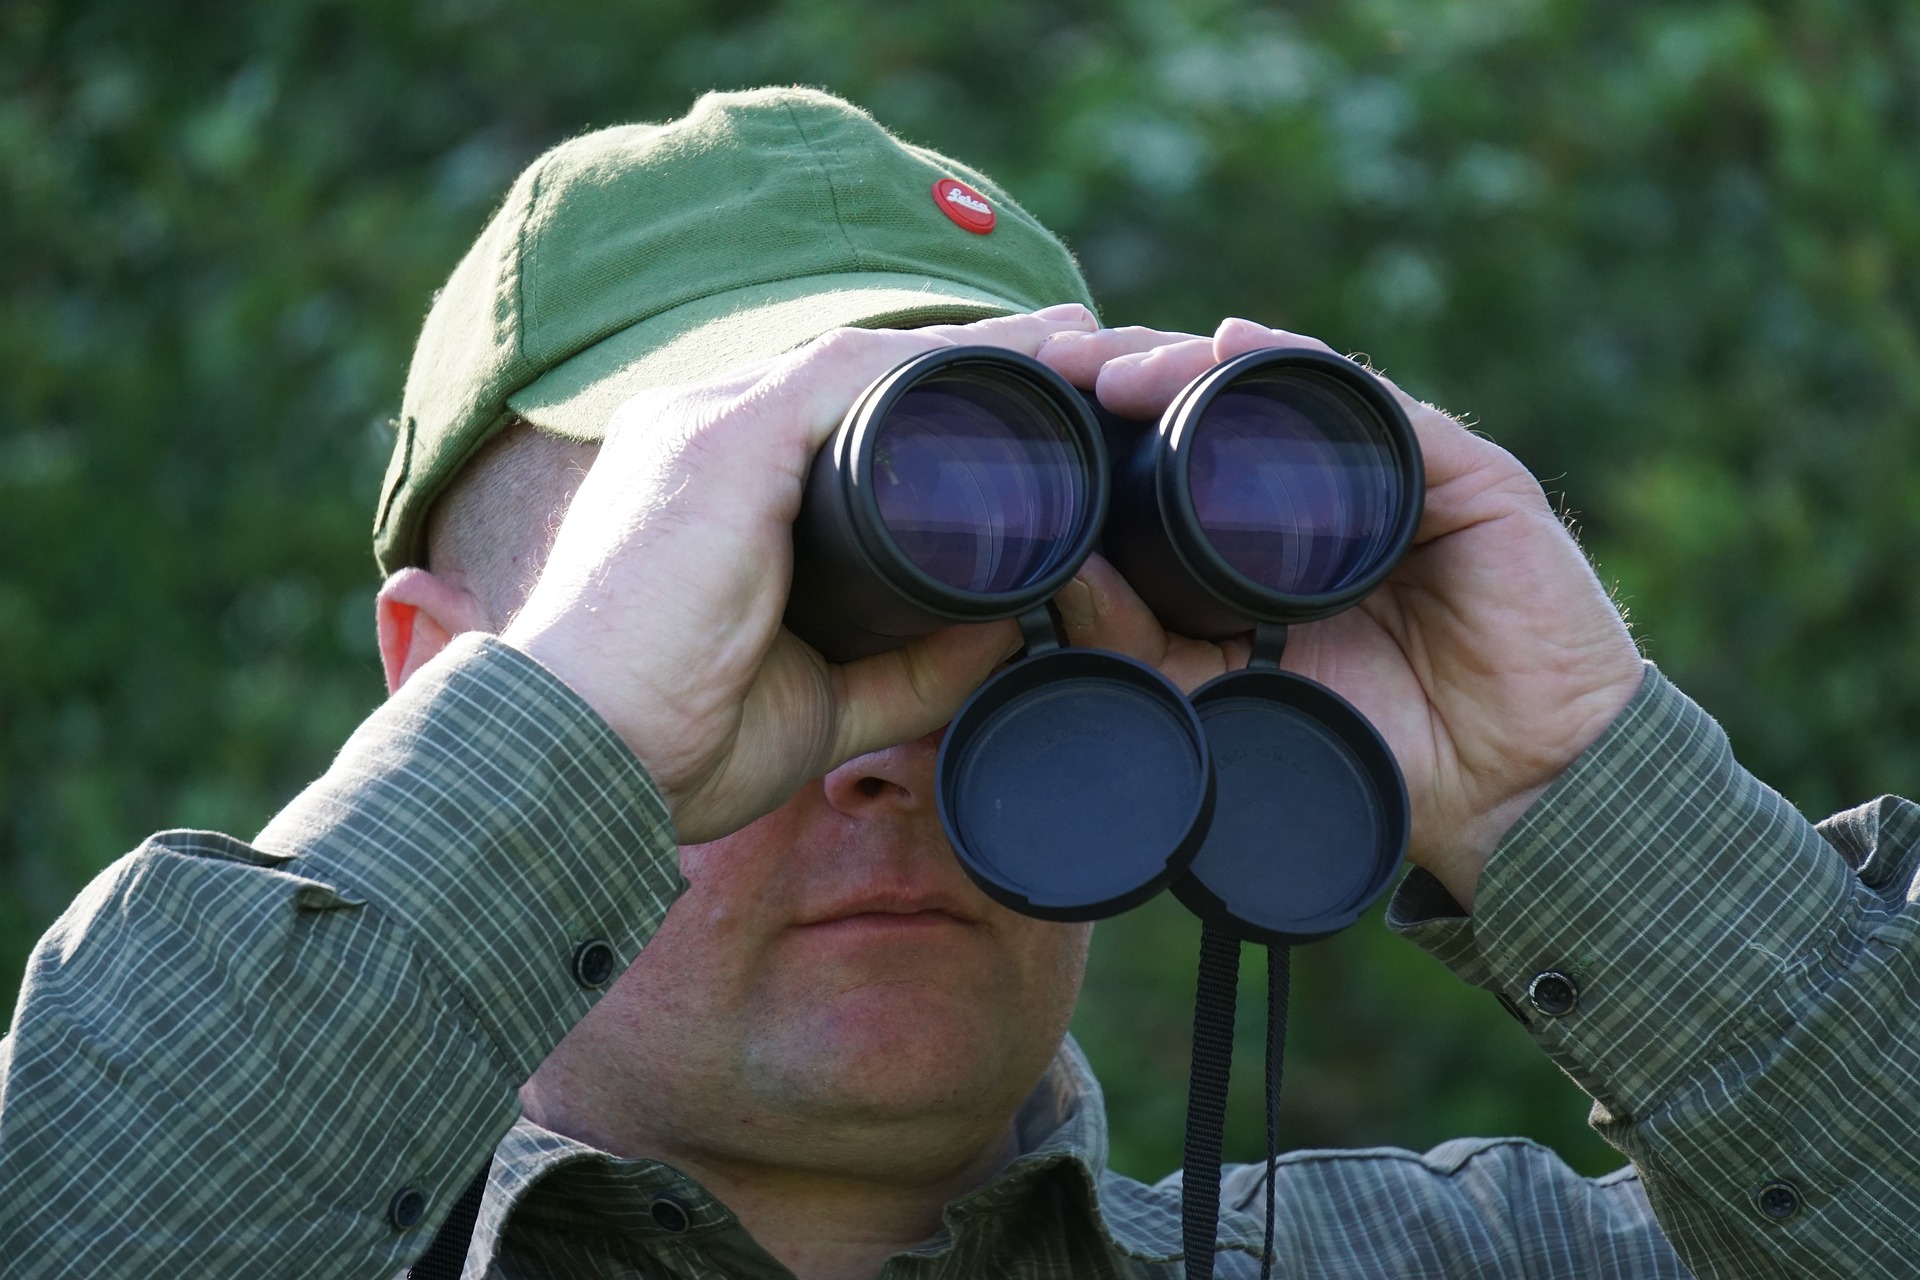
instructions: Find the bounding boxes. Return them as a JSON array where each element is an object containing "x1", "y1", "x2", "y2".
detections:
[{"x1": 376, "y1": 567, "x2": 492, "y2": 694}]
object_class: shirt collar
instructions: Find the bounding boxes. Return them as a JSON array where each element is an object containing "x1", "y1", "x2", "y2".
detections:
[{"x1": 474, "y1": 1035, "x2": 1196, "y2": 1275}]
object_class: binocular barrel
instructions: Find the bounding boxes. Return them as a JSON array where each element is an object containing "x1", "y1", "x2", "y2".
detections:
[
  {"x1": 785, "y1": 348, "x2": 1108, "y2": 661},
  {"x1": 786, "y1": 344, "x2": 1423, "y2": 661},
  {"x1": 1102, "y1": 346, "x2": 1424, "y2": 638}
]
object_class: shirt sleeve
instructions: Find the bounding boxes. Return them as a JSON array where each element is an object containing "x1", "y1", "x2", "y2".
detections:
[
  {"x1": 0, "y1": 633, "x2": 684, "y2": 1280},
  {"x1": 1388, "y1": 662, "x2": 1920, "y2": 1280}
]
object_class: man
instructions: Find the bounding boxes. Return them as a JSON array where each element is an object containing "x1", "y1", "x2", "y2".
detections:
[{"x1": 0, "y1": 86, "x2": 1913, "y2": 1279}]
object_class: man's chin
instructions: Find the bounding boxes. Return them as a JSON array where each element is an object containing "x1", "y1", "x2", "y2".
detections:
[{"x1": 747, "y1": 984, "x2": 1030, "y2": 1121}]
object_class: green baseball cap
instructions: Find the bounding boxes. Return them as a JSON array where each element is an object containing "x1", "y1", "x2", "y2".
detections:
[{"x1": 375, "y1": 85, "x2": 1098, "y2": 574}]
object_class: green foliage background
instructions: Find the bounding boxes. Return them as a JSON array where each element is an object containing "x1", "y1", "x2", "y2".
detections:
[{"x1": 4, "y1": 0, "x2": 1916, "y2": 1183}]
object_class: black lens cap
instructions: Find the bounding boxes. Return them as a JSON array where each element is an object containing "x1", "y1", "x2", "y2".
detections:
[
  {"x1": 938, "y1": 648, "x2": 1214, "y2": 921},
  {"x1": 1172, "y1": 667, "x2": 1407, "y2": 944}
]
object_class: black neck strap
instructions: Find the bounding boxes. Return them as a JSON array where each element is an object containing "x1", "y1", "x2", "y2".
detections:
[
  {"x1": 407, "y1": 1165, "x2": 488, "y2": 1280},
  {"x1": 1182, "y1": 923, "x2": 1289, "y2": 1280}
]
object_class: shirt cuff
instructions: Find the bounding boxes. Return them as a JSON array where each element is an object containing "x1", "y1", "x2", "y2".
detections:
[
  {"x1": 255, "y1": 632, "x2": 684, "y2": 1081},
  {"x1": 1386, "y1": 662, "x2": 1855, "y2": 1120}
]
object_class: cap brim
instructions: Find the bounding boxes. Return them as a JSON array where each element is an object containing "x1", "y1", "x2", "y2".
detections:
[{"x1": 507, "y1": 270, "x2": 1030, "y2": 441}]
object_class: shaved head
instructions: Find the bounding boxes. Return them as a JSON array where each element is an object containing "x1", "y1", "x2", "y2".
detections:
[{"x1": 425, "y1": 419, "x2": 599, "y2": 627}]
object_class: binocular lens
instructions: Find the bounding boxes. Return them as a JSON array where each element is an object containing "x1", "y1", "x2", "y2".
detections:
[
  {"x1": 872, "y1": 371, "x2": 1088, "y2": 596},
  {"x1": 1186, "y1": 371, "x2": 1403, "y2": 599},
  {"x1": 787, "y1": 350, "x2": 1104, "y2": 663}
]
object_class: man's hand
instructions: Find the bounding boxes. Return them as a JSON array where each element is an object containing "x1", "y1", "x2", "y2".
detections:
[
  {"x1": 503, "y1": 306, "x2": 1098, "y2": 844},
  {"x1": 1038, "y1": 319, "x2": 1645, "y2": 910}
]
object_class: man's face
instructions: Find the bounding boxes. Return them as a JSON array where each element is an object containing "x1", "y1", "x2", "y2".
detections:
[{"x1": 529, "y1": 721, "x2": 1092, "y2": 1180}]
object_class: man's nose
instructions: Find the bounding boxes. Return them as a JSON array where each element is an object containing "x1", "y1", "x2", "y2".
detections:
[{"x1": 820, "y1": 729, "x2": 942, "y2": 816}]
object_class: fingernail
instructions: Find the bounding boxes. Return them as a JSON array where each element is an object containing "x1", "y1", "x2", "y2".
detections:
[
  {"x1": 1054, "y1": 576, "x2": 1096, "y2": 630},
  {"x1": 1035, "y1": 303, "x2": 1093, "y2": 321}
]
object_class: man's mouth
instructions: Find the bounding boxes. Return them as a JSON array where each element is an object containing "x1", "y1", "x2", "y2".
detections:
[
  {"x1": 796, "y1": 888, "x2": 983, "y2": 930},
  {"x1": 801, "y1": 909, "x2": 971, "y2": 936}
]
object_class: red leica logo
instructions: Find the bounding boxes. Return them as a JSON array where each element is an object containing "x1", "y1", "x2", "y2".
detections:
[{"x1": 932, "y1": 177, "x2": 996, "y2": 234}]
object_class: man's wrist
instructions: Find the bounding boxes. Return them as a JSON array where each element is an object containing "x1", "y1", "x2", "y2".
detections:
[
  {"x1": 257, "y1": 633, "x2": 686, "y2": 1077},
  {"x1": 1413, "y1": 782, "x2": 1551, "y2": 915},
  {"x1": 1392, "y1": 663, "x2": 1853, "y2": 1115}
]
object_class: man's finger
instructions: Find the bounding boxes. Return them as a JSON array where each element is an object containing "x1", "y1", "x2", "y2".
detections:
[
  {"x1": 1210, "y1": 316, "x2": 1338, "y2": 363},
  {"x1": 829, "y1": 619, "x2": 1023, "y2": 764},
  {"x1": 1057, "y1": 556, "x2": 1245, "y2": 693},
  {"x1": 1054, "y1": 554, "x2": 1170, "y2": 667},
  {"x1": 1035, "y1": 324, "x2": 1208, "y2": 387},
  {"x1": 758, "y1": 326, "x2": 962, "y2": 457},
  {"x1": 1090, "y1": 337, "x2": 1217, "y2": 420},
  {"x1": 915, "y1": 304, "x2": 1099, "y2": 354}
]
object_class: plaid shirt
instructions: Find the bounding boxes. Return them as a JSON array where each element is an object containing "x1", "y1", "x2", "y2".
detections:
[{"x1": 0, "y1": 635, "x2": 1912, "y2": 1277}]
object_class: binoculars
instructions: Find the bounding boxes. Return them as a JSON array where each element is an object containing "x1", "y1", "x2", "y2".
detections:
[{"x1": 786, "y1": 345, "x2": 1423, "y2": 945}]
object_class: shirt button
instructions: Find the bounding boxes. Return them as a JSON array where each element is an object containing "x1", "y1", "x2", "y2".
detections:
[
  {"x1": 1756, "y1": 1179, "x2": 1802, "y2": 1221},
  {"x1": 388, "y1": 1185, "x2": 428, "y2": 1230},
  {"x1": 1526, "y1": 970, "x2": 1579, "y2": 1018},
  {"x1": 572, "y1": 939, "x2": 617, "y2": 989},
  {"x1": 650, "y1": 1195, "x2": 691, "y2": 1232}
]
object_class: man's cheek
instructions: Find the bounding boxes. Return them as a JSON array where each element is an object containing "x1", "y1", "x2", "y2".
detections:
[
  {"x1": 623, "y1": 869, "x2": 766, "y2": 998},
  {"x1": 673, "y1": 829, "x2": 785, "y2": 931}
]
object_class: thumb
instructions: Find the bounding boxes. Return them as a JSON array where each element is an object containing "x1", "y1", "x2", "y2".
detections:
[{"x1": 829, "y1": 620, "x2": 1024, "y2": 765}]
